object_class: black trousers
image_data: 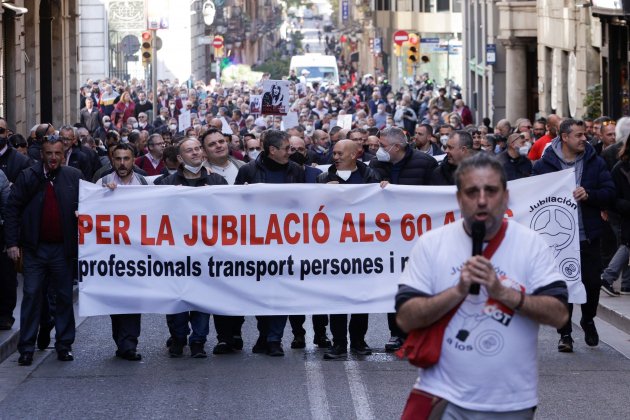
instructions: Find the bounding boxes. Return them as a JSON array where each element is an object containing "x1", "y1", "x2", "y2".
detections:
[
  {"x1": 559, "y1": 238, "x2": 602, "y2": 335},
  {"x1": 388, "y1": 312, "x2": 406, "y2": 339},
  {"x1": 0, "y1": 247, "x2": 17, "y2": 323},
  {"x1": 110, "y1": 314, "x2": 141, "y2": 352},
  {"x1": 330, "y1": 313, "x2": 368, "y2": 346},
  {"x1": 289, "y1": 314, "x2": 328, "y2": 337},
  {"x1": 214, "y1": 315, "x2": 245, "y2": 342}
]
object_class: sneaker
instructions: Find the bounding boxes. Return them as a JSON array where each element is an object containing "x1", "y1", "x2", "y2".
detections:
[
  {"x1": 267, "y1": 341, "x2": 284, "y2": 357},
  {"x1": 557, "y1": 335, "x2": 573, "y2": 353},
  {"x1": 252, "y1": 336, "x2": 267, "y2": 354},
  {"x1": 232, "y1": 335, "x2": 244, "y2": 350},
  {"x1": 601, "y1": 282, "x2": 620, "y2": 297},
  {"x1": 620, "y1": 287, "x2": 630, "y2": 295},
  {"x1": 291, "y1": 334, "x2": 306, "y2": 349},
  {"x1": 580, "y1": 320, "x2": 599, "y2": 347},
  {"x1": 350, "y1": 341, "x2": 373, "y2": 356},
  {"x1": 190, "y1": 342, "x2": 207, "y2": 358},
  {"x1": 324, "y1": 344, "x2": 348, "y2": 360},
  {"x1": 385, "y1": 336, "x2": 403, "y2": 352},
  {"x1": 313, "y1": 334, "x2": 332, "y2": 348},
  {"x1": 213, "y1": 341, "x2": 234, "y2": 355},
  {"x1": 168, "y1": 340, "x2": 185, "y2": 358}
]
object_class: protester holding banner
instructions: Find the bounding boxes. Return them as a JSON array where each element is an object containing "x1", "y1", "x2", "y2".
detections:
[
  {"x1": 533, "y1": 119, "x2": 615, "y2": 353},
  {"x1": 318, "y1": 139, "x2": 381, "y2": 360},
  {"x1": 370, "y1": 126, "x2": 438, "y2": 352},
  {"x1": 235, "y1": 129, "x2": 305, "y2": 357},
  {"x1": 98, "y1": 143, "x2": 146, "y2": 361},
  {"x1": 157, "y1": 138, "x2": 228, "y2": 358},
  {"x1": 429, "y1": 130, "x2": 474, "y2": 186},
  {"x1": 5, "y1": 136, "x2": 83, "y2": 366},
  {"x1": 396, "y1": 153, "x2": 569, "y2": 419},
  {"x1": 134, "y1": 133, "x2": 166, "y2": 176}
]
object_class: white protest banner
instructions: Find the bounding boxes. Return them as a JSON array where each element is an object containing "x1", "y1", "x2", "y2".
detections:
[
  {"x1": 261, "y1": 80, "x2": 290, "y2": 115},
  {"x1": 178, "y1": 110, "x2": 191, "y2": 132},
  {"x1": 220, "y1": 117, "x2": 233, "y2": 134},
  {"x1": 281, "y1": 112, "x2": 299, "y2": 130},
  {"x1": 78, "y1": 169, "x2": 583, "y2": 316}
]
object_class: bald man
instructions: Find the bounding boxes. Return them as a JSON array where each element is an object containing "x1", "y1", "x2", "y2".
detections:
[{"x1": 528, "y1": 114, "x2": 561, "y2": 161}]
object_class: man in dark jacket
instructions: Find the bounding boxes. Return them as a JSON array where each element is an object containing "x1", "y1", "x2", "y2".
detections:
[
  {"x1": 157, "y1": 138, "x2": 227, "y2": 358},
  {"x1": 0, "y1": 168, "x2": 12, "y2": 329},
  {"x1": 5, "y1": 136, "x2": 83, "y2": 366},
  {"x1": 369, "y1": 126, "x2": 437, "y2": 351},
  {"x1": 533, "y1": 119, "x2": 615, "y2": 353},
  {"x1": 60, "y1": 126, "x2": 95, "y2": 180},
  {"x1": 318, "y1": 140, "x2": 380, "y2": 360},
  {"x1": 496, "y1": 132, "x2": 533, "y2": 181},
  {"x1": 79, "y1": 97, "x2": 101, "y2": 134},
  {"x1": 0, "y1": 118, "x2": 32, "y2": 182},
  {"x1": 235, "y1": 129, "x2": 305, "y2": 357},
  {"x1": 429, "y1": 130, "x2": 474, "y2": 186},
  {"x1": 414, "y1": 123, "x2": 444, "y2": 157}
]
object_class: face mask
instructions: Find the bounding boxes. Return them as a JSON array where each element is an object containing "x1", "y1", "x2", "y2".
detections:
[
  {"x1": 183, "y1": 163, "x2": 203, "y2": 174},
  {"x1": 169, "y1": 124, "x2": 177, "y2": 131},
  {"x1": 376, "y1": 145, "x2": 393, "y2": 162},
  {"x1": 121, "y1": 137, "x2": 128, "y2": 143},
  {"x1": 519, "y1": 142, "x2": 531, "y2": 157},
  {"x1": 104, "y1": 122, "x2": 111, "y2": 128},
  {"x1": 494, "y1": 144, "x2": 502, "y2": 154},
  {"x1": 132, "y1": 123, "x2": 139, "y2": 129},
  {"x1": 289, "y1": 151, "x2": 307, "y2": 165},
  {"x1": 160, "y1": 115, "x2": 166, "y2": 120},
  {"x1": 337, "y1": 170, "x2": 352, "y2": 181},
  {"x1": 139, "y1": 100, "x2": 146, "y2": 105},
  {"x1": 440, "y1": 135, "x2": 448, "y2": 146},
  {"x1": 248, "y1": 150, "x2": 261, "y2": 160},
  {"x1": 169, "y1": 104, "x2": 176, "y2": 110}
]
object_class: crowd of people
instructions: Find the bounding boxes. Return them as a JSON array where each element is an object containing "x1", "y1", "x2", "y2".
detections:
[{"x1": 0, "y1": 71, "x2": 628, "y2": 373}]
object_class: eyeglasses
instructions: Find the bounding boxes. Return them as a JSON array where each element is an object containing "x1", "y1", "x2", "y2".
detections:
[{"x1": 290, "y1": 147, "x2": 306, "y2": 152}]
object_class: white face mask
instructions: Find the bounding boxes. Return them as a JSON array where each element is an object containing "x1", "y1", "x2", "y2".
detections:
[
  {"x1": 183, "y1": 163, "x2": 203, "y2": 174},
  {"x1": 121, "y1": 137, "x2": 128, "y2": 143},
  {"x1": 376, "y1": 145, "x2": 393, "y2": 162},
  {"x1": 132, "y1": 123, "x2": 139, "y2": 129},
  {"x1": 337, "y1": 170, "x2": 352, "y2": 181},
  {"x1": 169, "y1": 124, "x2": 177, "y2": 131},
  {"x1": 440, "y1": 135, "x2": 448, "y2": 146},
  {"x1": 139, "y1": 100, "x2": 146, "y2": 105},
  {"x1": 104, "y1": 122, "x2": 111, "y2": 128},
  {"x1": 169, "y1": 104, "x2": 176, "y2": 110},
  {"x1": 519, "y1": 142, "x2": 532, "y2": 157},
  {"x1": 248, "y1": 150, "x2": 261, "y2": 160}
]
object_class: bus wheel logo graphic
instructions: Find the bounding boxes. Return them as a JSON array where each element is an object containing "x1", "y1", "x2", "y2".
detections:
[
  {"x1": 560, "y1": 258, "x2": 581, "y2": 281},
  {"x1": 475, "y1": 330, "x2": 504, "y2": 357},
  {"x1": 530, "y1": 205, "x2": 575, "y2": 257}
]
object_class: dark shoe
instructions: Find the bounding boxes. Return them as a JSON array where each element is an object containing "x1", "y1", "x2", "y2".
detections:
[
  {"x1": 190, "y1": 342, "x2": 207, "y2": 358},
  {"x1": 323, "y1": 344, "x2": 348, "y2": 360},
  {"x1": 57, "y1": 349, "x2": 74, "y2": 362},
  {"x1": 116, "y1": 349, "x2": 142, "y2": 361},
  {"x1": 0, "y1": 317, "x2": 14, "y2": 330},
  {"x1": 601, "y1": 282, "x2": 620, "y2": 297},
  {"x1": 212, "y1": 341, "x2": 234, "y2": 355},
  {"x1": 37, "y1": 323, "x2": 54, "y2": 350},
  {"x1": 168, "y1": 340, "x2": 185, "y2": 358},
  {"x1": 252, "y1": 336, "x2": 268, "y2": 354},
  {"x1": 232, "y1": 335, "x2": 244, "y2": 350},
  {"x1": 621, "y1": 287, "x2": 630, "y2": 295},
  {"x1": 313, "y1": 334, "x2": 332, "y2": 348},
  {"x1": 558, "y1": 335, "x2": 574, "y2": 353},
  {"x1": 18, "y1": 352, "x2": 33, "y2": 366},
  {"x1": 351, "y1": 341, "x2": 373, "y2": 355},
  {"x1": 165, "y1": 336, "x2": 173, "y2": 347},
  {"x1": 385, "y1": 336, "x2": 403, "y2": 352},
  {"x1": 291, "y1": 334, "x2": 306, "y2": 349},
  {"x1": 581, "y1": 320, "x2": 599, "y2": 347},
  {"x1": 267, "y1": 341, "x2": 284, "y2": 357}
]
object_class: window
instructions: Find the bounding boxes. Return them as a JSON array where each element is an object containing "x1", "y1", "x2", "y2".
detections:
[{"x1": 437, "y1": 0, "x2": 450, "y2": 12}]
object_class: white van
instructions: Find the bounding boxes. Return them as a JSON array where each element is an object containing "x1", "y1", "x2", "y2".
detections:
[{"x1": 290, "y1": 54, "x2": 339, "y2": 86}]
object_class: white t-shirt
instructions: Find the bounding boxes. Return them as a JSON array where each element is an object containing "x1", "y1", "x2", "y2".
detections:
[
  {"x1": 399, "y1": 219, "x2": 564, "y2": 412},
  {"x1": 209, "y1": 161, "x2": 239, "y2": 185}
]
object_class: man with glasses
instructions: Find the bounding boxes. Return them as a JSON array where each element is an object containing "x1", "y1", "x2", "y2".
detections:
[
  {"x1": 515, "y1": 118, "x2": 533, "y2": 134},
  {"x1": 158, "y1": 138, "x2": 227, "y2": 358},
  {"x1": 496, "y1": 133, "x2": 533, "y2": 181},
  {"x1": 5, "y1": 136, "x2": 83, "y2": 365},
  {"x1": 235, "y1": 129, "x2": 306, "y2": 357},
  {"x1": 413, "y1": 123, "x2": 444, "y2": 157},
  {"x1": 136, "y1": 112, "x2": 153, "y2": 133},
  {"x1": 60, "y1": 126, "x2": 94, "y2": 180},
  {"x1": 134, "y1": 134, "x2": 166, "y2": 176},
  {"x1": 348, "y1": 128, "x2": 377, "y2": 163},
  {"x1": 370, "y1": 126, "x2": 438, "y2": 352}
]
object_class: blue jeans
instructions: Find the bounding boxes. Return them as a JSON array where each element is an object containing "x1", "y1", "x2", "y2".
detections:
[
  {"x1": 19, "y1": 243, "x2": 75, "y2": 353},
  {"x1": 166, "y1": 311, "x2": 210, "y2": 345},
  {"x1": 267, "y1": 315, "x2": 288, "y2": 343},
  {"x1": 602, "y1": 244, "x2": 630, "y2": 289}
]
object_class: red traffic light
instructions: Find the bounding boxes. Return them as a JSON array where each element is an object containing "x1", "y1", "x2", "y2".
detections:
[{"x1": 142, "y1": 31, "x2": 152, "y2": 41}]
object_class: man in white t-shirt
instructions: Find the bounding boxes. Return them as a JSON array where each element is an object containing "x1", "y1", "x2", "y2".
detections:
[
  {"x1": 396, "y1": 153, "x2": 569, "y2": 419},
  {"x1": 201, "y1": 128, "x2": 244, "y2": 186}
]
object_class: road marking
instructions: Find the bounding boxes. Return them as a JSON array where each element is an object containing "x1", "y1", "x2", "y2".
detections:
[
  {"x1": 345, "y1": 360, "x2": 375, "y2": 420},
  {"x1": 305, "y1": 360, "x2": 331, "y2": 420}
]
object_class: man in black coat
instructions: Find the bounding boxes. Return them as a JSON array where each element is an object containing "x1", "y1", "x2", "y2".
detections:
[
  {"x1": 369, "y1": 126, "x2": 437, "y2": 351},
  {"x1": 5, "y1": 136, "x2": 83, "y2": 366},
  {"x1": 429, "y1": 131, "x2": 475, "y2": 186},
  {"x1": 235, "y1": 129, "x2": 305, "y2": 357},
  {"x1": 79, "y1": 97, "x2": 102, "y2": 134}
]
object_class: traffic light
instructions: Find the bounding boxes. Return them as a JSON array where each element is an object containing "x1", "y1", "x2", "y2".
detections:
[
  {"x1": 141, "y1": 31, "x2": 153, "y2": 66},
  {"x1": 407, "y1": 46, "x2": 418, "y2": 66}
]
